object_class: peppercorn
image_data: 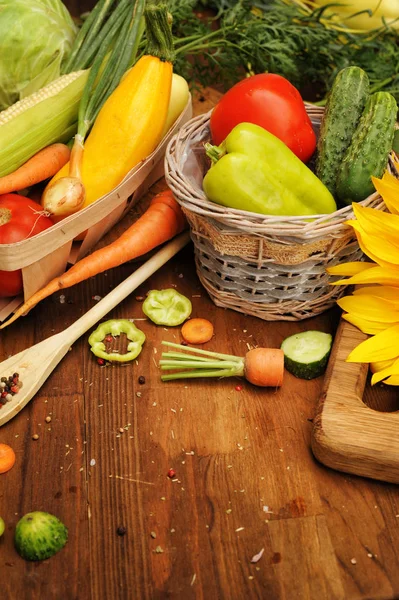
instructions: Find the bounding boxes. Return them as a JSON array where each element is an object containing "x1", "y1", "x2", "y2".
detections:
[
  {"x1": 116, "y1": 526, "x2": 127, "y2": 536},
  {"x1": 167, "y1": 468, "x2": 176, "y2": 479},
  {"x1": 138, "y1": 375, "x2": 146, "y2": 385},
  {"x1": 32, "y1": 434, "x2": 39, "y2": 440}
]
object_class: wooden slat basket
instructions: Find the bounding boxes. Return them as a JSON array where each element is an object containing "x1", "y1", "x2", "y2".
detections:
[
  {"x1": 0, "y1": 96, "x2": 193, "y2": 322},
  {"x1": 165, "y1": 105, "x2": 389, "y2": 321}
]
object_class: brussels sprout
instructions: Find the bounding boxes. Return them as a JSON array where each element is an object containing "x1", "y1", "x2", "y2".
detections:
[
  {"x1": 0, "y1": 0, "x2": 77, "y2": 109},
  {"x1": 14, "y1": 511, "x2": 68, "y2": 561}
]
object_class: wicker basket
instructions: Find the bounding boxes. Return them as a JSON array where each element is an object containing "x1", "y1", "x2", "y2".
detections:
[{"x1": 165, "y1": 105, "x2": 388, "y2": 321}]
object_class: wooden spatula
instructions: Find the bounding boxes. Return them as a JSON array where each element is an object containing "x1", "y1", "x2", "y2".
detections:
[{"x1": 0, "y1": 232, "x2": 190, "y2": 427}]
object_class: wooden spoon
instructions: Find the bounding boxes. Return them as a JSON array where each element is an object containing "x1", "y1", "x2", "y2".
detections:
[{"x1": 0, "y1": 232, "x2": 190, "y2": 427}]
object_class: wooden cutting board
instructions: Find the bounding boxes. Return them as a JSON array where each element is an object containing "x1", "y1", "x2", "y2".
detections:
[{"x1": 311, "y1": 318, "x2": 399, "y2": 484}]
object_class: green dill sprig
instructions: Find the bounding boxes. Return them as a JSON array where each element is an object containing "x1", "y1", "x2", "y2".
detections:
[{"x1": 163, "y1": 0, "x2": 399, "y2": 102}]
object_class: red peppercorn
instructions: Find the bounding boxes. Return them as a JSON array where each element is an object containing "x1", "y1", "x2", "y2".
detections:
[
  {"x1": 235, "y1": 385, "x2": 243, "y2": 391},
  {"x1": 167, "y1": 468, "x2": 176, "y2": 479},
  {"x1": 105, "y1": 335, "x2": 113, "y2": 343},
  {"x1": 97, "y1": 358, "x2": 105, "y2": 365},
  {"x1": 10, "y1": 386, "x2": 19, "y2": 394},
  {"x1": 1, "y1": 391, "x2": 7, "y2": 398}
]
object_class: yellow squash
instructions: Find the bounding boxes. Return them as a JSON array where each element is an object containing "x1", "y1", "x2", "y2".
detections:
[
  {"x1": 313, "y1": 0, "x2": 399, "y2": 31},
  {"x1": 47, "y1": 54, "x2": 173, "y2": 209}
]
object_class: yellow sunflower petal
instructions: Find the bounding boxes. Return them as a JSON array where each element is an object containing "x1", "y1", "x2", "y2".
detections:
[
  {"x1": 384, "y1": 375, "x2": 399, "y2": 386},
  {"x1": 343, "y1": 313, "x2": 395, "y2": 335},
  {"x1": 326, "y1": 261, "x2": 374, "y2": 276},
  {"x1": 347, "y1": 324, "x2": 399, "y2": 363},
  {"x1": 338, "y1": 295, "x2": 399, "y2": 323},
  {"x1": 330, "y1": 266, "x2": 399, "y2": 286},
  {"x1": 370, "y1": 357, "x2": 397, "y2": 373},
  {"x1": 349, "y1": 220, "x2": 399, "y2": 268},
  {"x1": 352, "y1": 203, "x2": 399, "y2": 236},
  {"x1": 373, "y1": 173, "x2": 399, "y2": 215},
  {"x1": 353, "y1": 286, "x2": 399, "y2": 307},
  {"x1": 371, "y1": 356, "x2": 399, "y2": 385}
]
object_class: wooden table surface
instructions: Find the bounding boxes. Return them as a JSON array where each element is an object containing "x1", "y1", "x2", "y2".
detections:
[{"x1": 1, "y1": 2, "x2": 399, "y2": 597}]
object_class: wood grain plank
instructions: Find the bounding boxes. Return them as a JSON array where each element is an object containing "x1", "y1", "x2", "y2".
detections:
[
  {"x1": 312, "y1": 319, "x2": 399, "y2": 483},
  {"x1": 266, "y1": 515, "x2": 345, "y2": 600},
  {"x1": 0, "y1": 302, "x2": 90, "y2": 599}
]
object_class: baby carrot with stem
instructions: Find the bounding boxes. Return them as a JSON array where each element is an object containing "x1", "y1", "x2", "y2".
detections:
[
  {"x1": 0, "y1": 190, "x2": 186, "y2": 329},
  {"x1": 159, "y1": 342, "x2": 284, "y2": 387}
]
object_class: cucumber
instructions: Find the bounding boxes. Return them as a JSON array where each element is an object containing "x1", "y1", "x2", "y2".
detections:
[
  {"x1": 316, "y1": 66, "x2": 369, "y2": 197},
  {"x1": 281, "y1": 331, "x2": 333, "y2": 380},
  {"x1": 336, "y1": 91, "x2": 398, "y2": 205}
]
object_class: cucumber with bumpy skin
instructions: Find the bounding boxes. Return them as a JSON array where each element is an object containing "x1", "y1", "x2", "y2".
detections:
[
  {"x1": 336, "y1": 91, "x2": 397, "y2": 204},
  {"x1": 316, "y1": 66, "x2": 370, "y2": 197},
  {"x1": 281, "y1": 331, "x2": 332, "y2": 380}
]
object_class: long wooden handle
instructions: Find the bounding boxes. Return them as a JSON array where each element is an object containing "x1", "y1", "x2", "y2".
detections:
[{"x1": 64, "y1": 232, "x2": 190, "y2": 343}]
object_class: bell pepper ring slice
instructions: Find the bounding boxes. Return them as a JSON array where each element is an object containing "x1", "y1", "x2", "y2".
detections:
[
  {"x1": 142, "y1": 289, "x2": 192, "y2": 326},
  {"x1": 88, "y1": 319, "x2": 145, "y2": 362}
]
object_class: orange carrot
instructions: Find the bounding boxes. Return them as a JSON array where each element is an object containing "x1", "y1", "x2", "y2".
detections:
[
  {"x1": 244, "y1": 348, "x2": 284, "y2": 387},
  {"x1": 1, "y1": 190, "x2": 186, "y2": 329},
  {"x1": 160, "y1": 342, "x2": 284, "y2": 388},
  {"x1": 0, "y1": 144, "x2": 71, "y2": 195},
  {"x1": 0, "y1": 443, "x2": 16, "y2": 474},
  {"x1": 181, "y1": 318, "x2": 214, "y2": 344}
]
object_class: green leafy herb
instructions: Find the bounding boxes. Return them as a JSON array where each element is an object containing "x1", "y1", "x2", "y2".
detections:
[{"x1": 165, "y1": 0, "x2": 399, "y2": 102}]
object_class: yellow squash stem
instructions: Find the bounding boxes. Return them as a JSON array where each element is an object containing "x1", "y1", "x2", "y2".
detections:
[{"x1": 43, "y1": 3, "x2": 174, "y2": 215}]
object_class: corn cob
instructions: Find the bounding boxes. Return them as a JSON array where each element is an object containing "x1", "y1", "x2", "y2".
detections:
[{"x1": 0, "y1": 70, "x2": 89, "y2": 178}]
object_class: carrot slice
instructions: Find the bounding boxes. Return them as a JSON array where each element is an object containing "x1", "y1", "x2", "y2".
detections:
[
  {"x1": 181, "y1": 318, "x2": 214, "y2": 344},
  {"x1": 0, "y1": 443, "x2": 16, "y2": 474}
]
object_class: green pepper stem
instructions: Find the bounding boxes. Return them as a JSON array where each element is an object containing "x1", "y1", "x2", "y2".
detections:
[{"x1": 204, "y1": 142, "x2": 227, "y2": 164}]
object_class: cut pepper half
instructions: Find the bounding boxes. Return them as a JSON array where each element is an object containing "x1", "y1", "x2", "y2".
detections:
[{"x1": 142, "y1": 289, "x2": 192, "y2": 326}]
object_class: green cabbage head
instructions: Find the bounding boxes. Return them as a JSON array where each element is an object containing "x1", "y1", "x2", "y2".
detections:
[{"x1": 0, "y1": 0, "x2": 77, "y2": 110}]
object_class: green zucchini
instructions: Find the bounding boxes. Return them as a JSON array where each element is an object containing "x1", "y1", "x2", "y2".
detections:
[
  {"x1": 316, "y1": 66, "x2": 370, "y2": 197},
  {"x1": 281, "y1": 331, "x2": 333, "y2": 380},
  {"x1": 336, "y1": 91, "x2": 397, "y2": 204}
]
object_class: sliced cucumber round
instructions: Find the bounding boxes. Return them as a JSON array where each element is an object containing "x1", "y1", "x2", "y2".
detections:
[{"x1": 281, "y1": 331, "x2": 333, "y2": 380}]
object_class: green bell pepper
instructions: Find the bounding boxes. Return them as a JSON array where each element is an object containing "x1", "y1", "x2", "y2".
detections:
[
  {"x1": 88, "y1": 319, "x2": 145, "y2": 362},
  {"x1": 203, "y1": 122, "x2": 337, "y2": 216},
  {"x1": 142, "y1": 289, "x2": 192, "y2": 326}
]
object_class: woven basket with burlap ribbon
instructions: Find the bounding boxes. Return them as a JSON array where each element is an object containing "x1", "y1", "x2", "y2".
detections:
[{"x1": 165, "y1": 105, "x2": 388, "y2": 321}]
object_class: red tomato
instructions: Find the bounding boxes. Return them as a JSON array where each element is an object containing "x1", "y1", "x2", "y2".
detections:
[
  {"x1": 210, "y1": 74, "x2": 317, "y2": 163},
  {"x1": 0, "y1": 194, "x2": 53, "y2": 297}
]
